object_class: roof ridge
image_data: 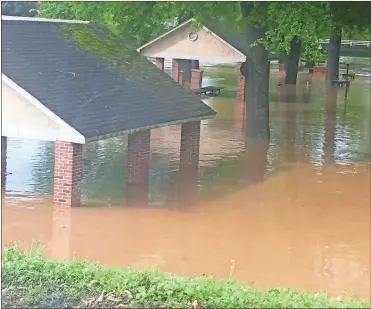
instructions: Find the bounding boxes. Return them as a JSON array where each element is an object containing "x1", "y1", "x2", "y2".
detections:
[{"x1": 1, "y1": 15, "x2": 89, "y2": 24}]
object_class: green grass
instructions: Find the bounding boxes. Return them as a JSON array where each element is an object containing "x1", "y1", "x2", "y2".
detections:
[{"x1": 2, "y1": 243, "x2": 370, "y2": 308}]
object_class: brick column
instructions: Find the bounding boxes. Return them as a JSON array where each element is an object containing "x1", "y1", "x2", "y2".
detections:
[
  {"x1": 1, "y1": 136, "x2": 7, "y2": 188},
  {"x1": 154, "y1": 57, "x2": 164, "y2": 71},
  {"x1": 126, "y1": 130, "x2": 150, "y2": 206},
  {"x1": 191, "y1": 69, "x2": 203, "y2": 89},
  {"x1": 179, "y1": 121, "x2": 201, "y2": 205},
  {"x1": 53, "y1": 140, "x2": 83, "y2": 208},
  {"x1": 172, "y1": 59, "x2": 180, "y2": 82},
  {"x1": 313, "y1": 66, "x2": 327, "y2": 74},
  {"x1": 236, "y1": 63, "x2": 246, "y2": 101}
]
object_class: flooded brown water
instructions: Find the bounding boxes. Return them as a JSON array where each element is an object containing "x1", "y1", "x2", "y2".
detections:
[{"x1": 2, "y1": 68, "x2": 371, "y2": 299}]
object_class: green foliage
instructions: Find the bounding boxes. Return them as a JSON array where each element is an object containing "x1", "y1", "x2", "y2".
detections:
[
  {"x1": 262, "y1": 2, "x2": 332, "y2": 60},
  {"x1": 343, "y1": 27, "x2": 371, "y2": 41},
  {"x1": 38, "y1": 1, "x2": 370, "y2": 59},
  {"x1": 2, "y1": 243, "x2": 370, "y2": 308},
  {"x1": 38, "y1": 2, "x2": 174, "y2": 46}
]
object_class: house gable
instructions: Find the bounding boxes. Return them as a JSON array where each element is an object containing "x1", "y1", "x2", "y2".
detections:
[
  {"x1": 2, "y1": 77, "x2": 85, "y2": 143},
  {"x1": 139, "y1": 22, "x2": 245, "y2": 63}
]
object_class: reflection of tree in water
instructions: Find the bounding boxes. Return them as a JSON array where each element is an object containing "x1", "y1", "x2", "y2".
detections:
[
  {"x1": 322, "y1": 86, "x2": 337, "y2": 165},
  {"x1": 302, "y1": 75, "x2": 312, "y2": 104},
  {"x1": 197, "y1": 139, "x2": 275, "y2": 204},
  {"x1": 82, "y1": 137, "x2": 128, "y2": 204},
  {"x1": 241, "y1": 140, "x2": 269, "y2": 185},
  {"x1": 82, "y1": 136, "x2": 175, "y2": 207},
  {"x1": 148, "y1": 153, "x2": 173, "y2": 208},
  {"x1": 31, "y1": 141, "x2": 55, "y2": 195},
  {"x1": 283, "y1": 87, "x2": 298, "y2": 163}
]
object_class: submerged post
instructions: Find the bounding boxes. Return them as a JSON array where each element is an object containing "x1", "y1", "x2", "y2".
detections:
[
  {"x1": 53, "y1": 140, "x2": 83, "y2": 208},
  {"x1": 191, "y1": 69, "x2": 203, "y2": 89},
  {"x1": 344, "y1": 62, "x2": 350, "y2": 99},
  {"x1": 179, "y1": 121, "x2": 201, "y2": 204},
  {"x1": 126, "y1": 130, "x2": 151, "y2": 206},
  {"x1": 1, "y1": 136, "x2": 7, "y2": 188}
]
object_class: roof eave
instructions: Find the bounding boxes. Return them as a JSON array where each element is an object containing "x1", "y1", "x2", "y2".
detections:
[
  {"x1": 86, "y1": 113, "x2": 216, "y2": 143},
  {"x1": 137, "y1": 18, "x2": 195, "y2": 52},
  {"x1": 1, "y1": 15, "x2": 89, "y2": 24},
  {"x1": 2, "y1": 74, "x2": 86, "y2": 144}
]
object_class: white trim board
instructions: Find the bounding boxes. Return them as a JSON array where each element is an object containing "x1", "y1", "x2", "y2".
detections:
[
  {"x1": 141, "y1": 53, "x2": 245, "y2": 63},
  {"x1": 137, "y1": 18, "x2": 194, "y2": 51},
  {"x1": 202, "y1": 25, "x2": 246, "y2": 58},
  {"x1": 1, "y1": 15, "x2": 89, "y2": 24},
  {"x1": 2, "y1": 74, "x2": 86, "y2": 144},
  {"x1": 137, "y1": 18, "x2": 246, "y2": 57}
]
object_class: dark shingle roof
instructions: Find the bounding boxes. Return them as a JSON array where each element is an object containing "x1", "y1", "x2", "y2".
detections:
[{"x1": 2, "y1": 19, "x2": 216, "y2": 139}]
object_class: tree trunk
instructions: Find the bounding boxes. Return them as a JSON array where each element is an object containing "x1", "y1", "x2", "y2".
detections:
[
  {"x1": 326, "y1": 27, "x2": 342, "y2": 81},
  {"x1": 244, "y1": 26, "x2": 270, "y2": 141},
  {"x1": 284, "y1": 37, "x2": 301, "y2": 84}
]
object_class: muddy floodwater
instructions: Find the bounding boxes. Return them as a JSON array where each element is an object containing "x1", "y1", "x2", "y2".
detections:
[{"x1": 2, "y1": 66, "x2": 371, "y2": 299}]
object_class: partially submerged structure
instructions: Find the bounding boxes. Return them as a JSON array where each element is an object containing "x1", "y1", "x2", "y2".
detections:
[
  {"x1": 1, "y1": 16, "x2": 216, "y2": 207},
  {"x1": 137, "y1": 19, "x2": 278, "y2": 101}
]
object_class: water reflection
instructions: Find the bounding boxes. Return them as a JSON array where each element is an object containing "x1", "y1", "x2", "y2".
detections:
[
  {"x1": 323, "y1": 86, "x2": 338, "y2": 165},
  {"x1": 2, "y1": 70, "x2": 371, "y2": 299}
]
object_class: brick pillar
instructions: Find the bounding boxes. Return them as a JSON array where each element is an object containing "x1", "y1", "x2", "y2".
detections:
[
  {"x1": 314, "y1": 66, "x2": 327, "y2": 74},
  {"x1": 1, "y1": 136, "x2": 7, "y2": 188},
  {"x1": 191, "y1": 69, "x2": 203, "y2": 89},
  {"x1": 172, "y1": 59, "x2": 180, "y2": 82},
  {"x1": 154, "y1": 57, "x2": 164, "y2": 71},
  {"x1": 126, "y1": 130, "x2": 150, "y2": 206},
  {"x1": 53, "y1": 140, "x2": 83, "y2": 208},
  {"x1": 179, "y1": 121, "x2": 201, "y2": 205}
]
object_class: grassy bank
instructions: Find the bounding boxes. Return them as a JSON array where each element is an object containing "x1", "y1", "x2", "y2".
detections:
[{"x1": 2, "y1": 244, "x2": 370, "y2": 308}]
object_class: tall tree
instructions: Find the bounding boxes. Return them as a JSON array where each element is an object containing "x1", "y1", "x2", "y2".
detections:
[
  {"x1": 284, "y1": 37, "x2": 302, "y2": 84},
  {"x1": 264, "y1": 2, "x2": 331, "y2": 85},
  {"x1": 326, "y1": 2, "x2": 371, "y2": 81}
]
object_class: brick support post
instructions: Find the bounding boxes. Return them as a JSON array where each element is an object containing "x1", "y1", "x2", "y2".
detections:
[
  {"x1": 236, "y1": 63, "x2": 246, "y2": 101},
  {"x1": 154, "y1": 57, "x2": 164, "y2": 71},
  {"x1": 313, "y1": 65, "x2": 327, "y2": 74},
  {"x1": 179, "y1": 121, "x2": 201, "y2": 204},
  {"x1": 190, "y1": 69, "x2": 203, "y2": 89},
  {"x1": 126, "y1": 130, "x2": 150, "y2": 206},
  {"x1": 1, "y1": 136, "x2": 7, "y2": 188},
  {"x1": 172, "y1": 59, "x2": 180, "y2": 82},
  {"x1": 53, "y1": 140, "x2": 83, "y2": 208}
]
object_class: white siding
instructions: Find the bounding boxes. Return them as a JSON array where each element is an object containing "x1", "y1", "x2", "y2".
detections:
[{"x1": 1, "y1": 80, "x2": 84, "y2": 144}]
